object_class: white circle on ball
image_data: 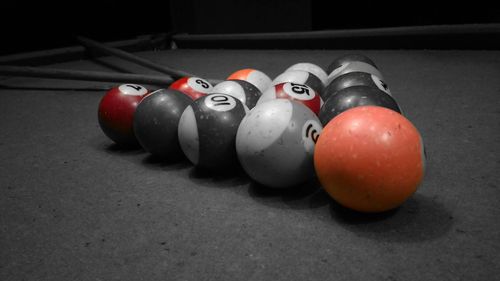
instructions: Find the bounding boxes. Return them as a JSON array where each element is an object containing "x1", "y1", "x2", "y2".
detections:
[
  {"x1": 187, "y1": 77, "x2": 213, "y2": 94},
  {"x1": 204, "y1": 94, "x2": 237, "y2": 112},
  {"x1": 283, "y1": 83, "x2": 315, "y2": 101},
  {"x1": 119, "y1": 84, "x2": 147, "y2": 96}
]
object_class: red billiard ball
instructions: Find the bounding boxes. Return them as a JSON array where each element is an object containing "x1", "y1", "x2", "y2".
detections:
[
  {"x1": 168, "y1": 76, "x2": 213, "y2": 100},
  {"x1": 98, "y1": 84, "x2": 149, "y2": 147}
]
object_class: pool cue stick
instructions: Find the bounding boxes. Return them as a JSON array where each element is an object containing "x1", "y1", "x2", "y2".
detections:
[
  {"x1": 76, "y1": 36, "x2": 222, "y2": 85},
  {"x1": 0, "y1": 65, "x2": 173, "y2": 86}
]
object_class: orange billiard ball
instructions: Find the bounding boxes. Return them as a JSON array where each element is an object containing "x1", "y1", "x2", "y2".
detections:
[{"x1": 314, "y1": 106, "x2": 426, "y2": 213}]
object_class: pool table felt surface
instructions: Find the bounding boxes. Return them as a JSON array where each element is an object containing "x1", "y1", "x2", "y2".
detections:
[{"x1": 1, "y1": 49, "x2": 499, "y2": 280}]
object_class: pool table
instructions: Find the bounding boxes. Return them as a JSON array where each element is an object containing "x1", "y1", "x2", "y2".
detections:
[{"x1": 1, "y1": 42, "x2": 499, "y2": 280}]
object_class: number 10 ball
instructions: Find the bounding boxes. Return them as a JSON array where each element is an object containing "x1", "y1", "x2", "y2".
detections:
[{"x1": 178, "y1": 94, "x2": 248, "y2": 171}]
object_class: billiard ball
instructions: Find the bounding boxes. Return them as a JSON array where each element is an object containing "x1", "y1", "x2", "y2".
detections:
[
  {"x1": 227, "y1": 68, "x2": 272, "y2": 93},
  {"x1": 98, "y1": 84, "x2": 149, "y2": 147},
  {"x1": 327, "y1": 54, "x2": 377, "y2": 75},
  {"x1": 319, "y1": 86, "x2": 401, "y2": 126},
  {"x1": 327, "y1": 61, "x2": 384, "y2": 85},
  {"x1": 285, "y1": 62, "x2": 328, "y2": 86},
  {"x1": 272, "y1": 70, "x2": 324, "y2": 96},
  {"x1": 133, "y1": 89, "x2": 192, "y2": 159},
  {"x1": 178, "y1": 93, "x2": 248, "y2": 171},
  {"x1": 236, "y1": 99, "x2": 323, "y2": 188},
  {"x1": 314, "y1": 106, "x2": 426, "y2": 213},
  {"x1": 168, "y1": 76, "x2": 213, "y2": 100},
  {"x1": 323, "y1": 71, "x2": 391, "y2": 101},
  {"x1": 258, "y1": 82, "x2": 322, "y2": 115},
  {"x1": 211, "y1": 80, "x2": 262, "y2": 109}
]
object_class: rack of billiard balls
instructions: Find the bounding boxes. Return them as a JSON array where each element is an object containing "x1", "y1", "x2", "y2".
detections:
[{"x1": 98, "y1": 54, "x2": 426, "y2": 214}]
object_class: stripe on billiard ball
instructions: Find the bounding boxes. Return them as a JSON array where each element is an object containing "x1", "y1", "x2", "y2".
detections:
[
  {"x1": 178, "y1": 94, "x2": 248, "y2": 171},
  {"x1": 285, "y1": 62, "x2": 328, "y2": 87},
  {"x1": 273, "y1": 70, "x2": 324, "y2": 97},
  {"x1": 211, "y1": 80, "x2": 262, "y2": 109},
  {"x1": 327, "y1": 54, "x2": 378, "y2": 75},
  {"x1": 327, "y1": 61, "x2": 384, "y2": 85}
]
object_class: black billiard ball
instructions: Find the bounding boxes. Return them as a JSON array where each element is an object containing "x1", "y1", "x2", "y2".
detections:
[
  {"x1": 133, "y1": 89, "x2": 192, "y2": 159},
  {"x1": 319, "y1": 86, "x2": 401, "y2": 126}
]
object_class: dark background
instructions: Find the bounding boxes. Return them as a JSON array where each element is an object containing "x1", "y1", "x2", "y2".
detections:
[{"x1": 2, "y1": 0, "x2": 500, "y2": 55}]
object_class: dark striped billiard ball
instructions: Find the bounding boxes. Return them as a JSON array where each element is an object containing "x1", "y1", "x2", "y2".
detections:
[
  {"x1": 178, "y1": 94, "x2": 248, "y2": 171},
  {"x1": 327, "y1": 54, "x2": 382, "y2": 85},
  {"x1": 98, "y1": 84, "x2": 149, "y2": 147},
  {"x1": 319, "y1": 86, "x2": 401, "y2": 126},
  {"x1": 323, "y1": 71, "x2": 391, "y2": 101},
  {"x1": 327, "y1": 54, "x2": 377, "y2": 74},
  {"x1": 285, "y1": 62, "x2": 328, "y2": 87}
]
